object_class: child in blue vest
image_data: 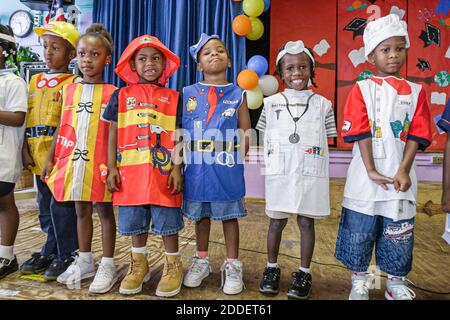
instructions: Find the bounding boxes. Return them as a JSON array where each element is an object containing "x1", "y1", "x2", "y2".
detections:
[{"x1": 181, "y1": 34, "x2": 251, "y2": 295}]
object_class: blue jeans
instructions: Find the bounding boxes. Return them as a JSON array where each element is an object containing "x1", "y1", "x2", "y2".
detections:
[
  {"x1": 183, "y1": 199, "x2": 247, "y2": 221},
  {"x1": 35, "y1": 176, "x2": 78, "y2": 261},
  {"x1": 118, "y1": 205, "x2": 184, "y2": 236},
  {"x1": 335, "y1": 207, "x2": 414, "y2": 277}
]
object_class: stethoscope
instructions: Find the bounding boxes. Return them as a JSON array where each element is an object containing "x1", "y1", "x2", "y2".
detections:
[{"x1": 280, "y1": 92, "x2": 316, "y2": 144}]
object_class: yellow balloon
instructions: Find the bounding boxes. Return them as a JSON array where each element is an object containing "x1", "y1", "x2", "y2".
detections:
[
  {"x1": 243, "y1": 0, "x2": 264, "y2": 18},
  {"x1": 246, "y1": 17, "x2": 264, "y2": 41},
  {"x1": 246, "y1": 87, "x2": 264, "y2": 110}
]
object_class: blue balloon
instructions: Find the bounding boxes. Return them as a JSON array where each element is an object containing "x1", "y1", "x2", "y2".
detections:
[
  {"x1": 263, "y1": 0, "x2": 270, "y2": 12},
  {"x1": 247, "y1": 55, "x2": 268, "y2": 77}
]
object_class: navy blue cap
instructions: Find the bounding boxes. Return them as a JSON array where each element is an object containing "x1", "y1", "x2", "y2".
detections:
[{"x1": 189, "y1": 33, "x2": 220, "y2": 62}]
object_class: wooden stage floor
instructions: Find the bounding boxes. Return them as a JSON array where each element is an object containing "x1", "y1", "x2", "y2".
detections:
[{"x1": 1, "y1": 179, "x2": 449, "y2": 300}]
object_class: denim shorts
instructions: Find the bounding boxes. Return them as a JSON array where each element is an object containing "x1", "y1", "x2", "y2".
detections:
[
  {"x1": 118, "y1": 205, "x2": 184, "y2": 236},
  {"x1": 182, "y1": 199, "x2": 247, "y2": 221},
  {"x1": 335, "y1": 207, "x2": 414, "y2": 277}
]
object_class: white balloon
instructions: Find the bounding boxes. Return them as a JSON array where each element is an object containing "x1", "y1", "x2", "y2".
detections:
[
  {"x1": 259, "y1": 75, "x2": 279, "y2": 96},
  {"x1": 245, "y1": 87, "x2": 264, "y2": 110}
]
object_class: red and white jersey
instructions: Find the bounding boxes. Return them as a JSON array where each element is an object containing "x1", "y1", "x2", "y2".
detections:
[{"x1": 341, "y1": 76, "x2": 431, "y2": 219}]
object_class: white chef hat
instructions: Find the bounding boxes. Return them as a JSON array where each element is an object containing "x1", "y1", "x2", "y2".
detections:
[
  {"x1": 363, "y1": 14, "x2": 410, "y2": 60},
  {"x1": 276, "y1": 40, "x2": 315, "y2": 67}
]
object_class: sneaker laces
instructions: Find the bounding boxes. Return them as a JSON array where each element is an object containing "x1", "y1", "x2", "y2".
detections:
[
  {"x1": 352, "y1": 273, "x2": 374, "y2": 295},
  {"x1": 389, "y1": 278, "x2": 416, "y2": 300},
  {"x1": 188, "y1": 256, "x2": 207, "y2": 275},
  {"x1": 0, "y1": 257, "x2": 13, "y2": 267},
  {"x1": 65, "y1": 256, "x2": 81, "y2": 274},
  {"x1": 263, "y1": 267, "x2": 279, "y2": 282},
  {"x1": 291, "y1": 271, "x2": 310, "y2": 288},
  {"x1": 94, "y1": 263, "x2": 114, "y2": 282}
]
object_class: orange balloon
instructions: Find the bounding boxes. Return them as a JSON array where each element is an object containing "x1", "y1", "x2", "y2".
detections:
[
  {"x1": 237, "y1": 69, "x2": 259, "y2": 90},
  {"x1": 232, "y1": 14, "x2": 252, "y2": 36},
  {"x1": 445, "y1": 17, "x2": 450, "y2": 26},
  {"x1": 352, "y1": 0, "x2": 362, "y2": 8}
]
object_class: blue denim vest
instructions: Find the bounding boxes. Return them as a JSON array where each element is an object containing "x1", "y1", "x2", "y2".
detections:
[{"x1": 182, "y1": 83, "x2": 245, "y2": 201}]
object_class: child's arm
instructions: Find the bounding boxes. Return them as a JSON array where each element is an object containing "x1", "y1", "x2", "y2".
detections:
[
  {"x1": 22, "y1": 135, "x2": 35, "y2": 170},
  {"x1": 0, "y1": 111, "x2": 26, "y2": 127},
  {"x1": 41, "y1": 126, "x2": 60, "y2": 182},
  {"x1": 393, "y1": 140, "x2": 419, "y2": 192},
  {"x1": 238, "y1": 95, "x2": 252, "y2": 157},
  {"x1": 106, "y1": 121, "x2": 120, "y2": 192},
  {"x1": 358, "y1": 137, "x2": 394, "y2": 190},
  {"x1": 442, "y1": 134, "x2": 450, "y2": 212},
  {"x1": 168, "y1": 98, "x2": 184, "y2": 194}
]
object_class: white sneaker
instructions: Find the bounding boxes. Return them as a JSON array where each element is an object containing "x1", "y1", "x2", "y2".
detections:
[
  {"x1": 220, "y1": 260, "x2": 244, "y2": 295},
  {"x1": 349, "y1": 273, "x2": 372, "y2": 300},
  {"x1": 89, "y1": 263, "x2": 119, "y2": 294},
  {"x1": 385, "y1": 277, "x2": 416, "y2": 300},
  {"x1": 57, "y1": 256, "x2": 96, "y2": 287},
  {"x1": 183, "y1": 256, "x2": 211, "y2": 288}
]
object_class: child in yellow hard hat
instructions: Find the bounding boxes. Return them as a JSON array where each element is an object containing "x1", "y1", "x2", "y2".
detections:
[{"x1": 21, "y1": 21, "x2": 80, "y2": 280}]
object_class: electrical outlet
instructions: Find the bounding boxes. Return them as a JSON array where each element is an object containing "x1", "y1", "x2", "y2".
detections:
[{"x1": 432, "y1": 155, "x2": 444, "y2": 164}]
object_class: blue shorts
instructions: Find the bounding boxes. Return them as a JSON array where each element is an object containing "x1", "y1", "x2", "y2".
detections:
[
  {"x1": 118, "y1": 205, "x2": 184, "y2": 236},
  {"x1": 335, "y1": 207, "x2": 414, "y2": 277},
  {"x1": 182, "y1": 199, "x2": 247, "y2": 221}
]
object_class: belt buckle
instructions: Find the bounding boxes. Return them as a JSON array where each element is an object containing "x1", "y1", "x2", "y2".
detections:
[
  {"x1": 197, "y1": 140, "x2": 213, "y2": 152},
  {"x1": 35, "y1": 125, "x2": 46, "y2": 137}
]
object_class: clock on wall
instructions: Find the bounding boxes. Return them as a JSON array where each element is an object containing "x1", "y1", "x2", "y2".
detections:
[{"x1": 9, "y1": 10, "x2": 34, "y2": 38}]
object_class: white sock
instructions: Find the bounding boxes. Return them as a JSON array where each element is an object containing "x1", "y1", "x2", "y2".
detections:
[
  {"x1": 101, "y1": 257, "x2": 115, "y2": 266},
  {"x1": 78, "y1": 251, "x2": 93, "y2": 263},
  {"x1": 165, "y1": 251, "x2": 180, "y2": 256},
  {"x1": 299, "y1": 266, "x2": 311, "y2": 274},
  {"x1": 267, "y1": 262, "x2": 278, "y2": 268},
  {"x1": 0, "y1": 245, "x2": 14, "y2": 260},
  {"x1": 131, "y1": 246, "x2": 147, "y2": 255}
]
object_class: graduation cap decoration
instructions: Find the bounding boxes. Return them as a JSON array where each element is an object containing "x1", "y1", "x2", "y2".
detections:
[
  {"x1": 344, "y1": 18, "x2": 367, "y2": 39},
  {"x1": 419, "y1": 23, "x2": 441, "y2": 47},
  {"x1": 416, "y1": 58, "x2": 431, "y2": 72}
]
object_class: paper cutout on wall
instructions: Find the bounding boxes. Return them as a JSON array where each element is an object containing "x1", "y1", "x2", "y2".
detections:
[
  {"x1": 431, "y1": 92, "x2": 447, "y2": 105},
  {"x1": 446, "y1": 46, "x2": 450, "y2": 59},
  {"x1": 418, "y1": 8, "x2": 436, "y2": 21},
  {"x1": 435, "y1": 71, "x2": 449, "y2": 87},
  {"x1": 314, "y1": 39, "x2": 331, "y2": 57},
  {"x1": 419, "y1": 23, "x2": 441, "y2": 47},
  {"x1": 348, "y1": 1, "x2": 368, "y2": 11},
  {"x1": 344, "y1": 18, "x2": 367, "y2": 39},
  {"x1": 348, "y1": 47, "x2": 366, "y2": 67},
  {"x1": 416, "y1": 58, "x2": 432, "y2": 71},
  {"x1": 390, "y1": 6, "x2": 406, "y2": 19}
]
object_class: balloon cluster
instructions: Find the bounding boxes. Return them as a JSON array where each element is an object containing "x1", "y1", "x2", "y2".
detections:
[
  {"x1": 232, "y1": 0, "x2": 269, "y2": 41},
  {"x1": 237, "y1": 55, "x2": 279, "y2": 110}
]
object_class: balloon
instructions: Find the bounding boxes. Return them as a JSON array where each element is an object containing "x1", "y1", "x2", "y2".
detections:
[
  {"x1": 242, "y1": 0, "x2": 264, "y2": 17},
  {"x1": 232, "y1": 15, "x2": 252, "y2": 36},
  {"x1": 247, "y1": 55, "x2": 268, "y2": 77},
  {"x1": 237, "y1": 69, "x2": 259, "y2": 90},
  {"x1": 259, "y1": 75, "x2": 279, "y2": 96},
  {"x1": 246, "y1": 87, "x2": 264, "y2": 110},
  {"x1": 246, "y1": 17, "x2": 264, "y2": 41},
  {"x1": 263, "y1": 0, "x2": 270, "y2": 12}
]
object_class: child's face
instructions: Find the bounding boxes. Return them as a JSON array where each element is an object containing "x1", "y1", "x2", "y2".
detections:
[
  {"x1": 368, "y1": 36, "x2": 407, "y2": 77},
  {"x1": 43, "y1": 34, "x2": 76, "y2": 72},
  {"x1": 280, "y1": 52, "x2": 311, "y2": 91},
  {"x1": 130, "y1": 46, "x2": 166, "y2": 84},
  {"x1": 77, "y1": 36, "x2": 112, "y2": 83},
  {"x1": 197, "y1": 39, "x2": 230, "y2": 74}
]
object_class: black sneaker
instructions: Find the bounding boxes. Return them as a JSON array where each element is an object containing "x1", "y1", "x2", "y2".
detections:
[
  {"x1": 287, "y1": 270, "x2": 312, "y2": 300},
  {"x1": 0, "y1": 256, "x2": 19, "y2": 280},
  {"x1": 20, "y1": 253, "x2": 54, "y2": 274},
  {"x1": 259, "y1": 266, "x2": 281, "y2": 295},
  {"x1": 43, "y1": 256, "x2": 75, "y2": 280}
]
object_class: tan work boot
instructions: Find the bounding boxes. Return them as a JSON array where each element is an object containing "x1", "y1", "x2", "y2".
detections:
[
  {"x1": 119, "y1": 252, "x2": 151, "y2": 295},
  {"x1": 155, "y1": 254, "x2": 183, "y2": 297}
]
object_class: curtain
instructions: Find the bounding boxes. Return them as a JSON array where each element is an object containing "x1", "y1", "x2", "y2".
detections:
[{"x1": 93, "y1": 0, "x2": 245, "y2": 91}]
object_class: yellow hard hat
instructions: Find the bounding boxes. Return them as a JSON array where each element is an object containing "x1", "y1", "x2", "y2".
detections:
[{"x1": 34, "y1": 21, "x2": 79, "y2": 49}]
